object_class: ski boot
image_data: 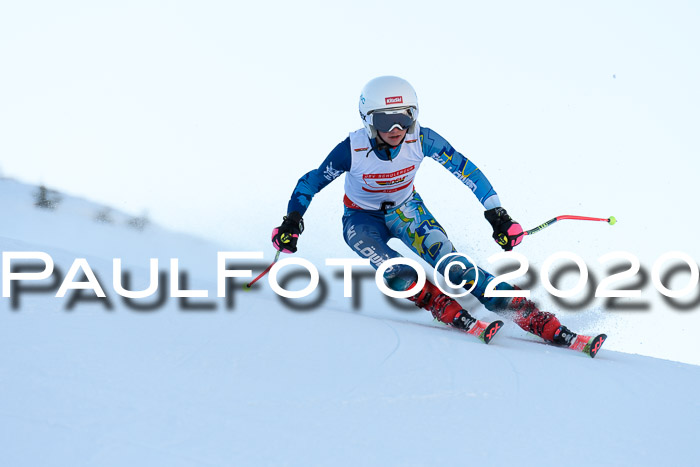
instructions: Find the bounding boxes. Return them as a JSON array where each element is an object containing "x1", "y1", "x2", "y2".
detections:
[
  {"x1": 409, "y1": 280, "x2": 469, "y2": 326},
  {"x1": 505, "y1": 290, "x2": 561, "y2": 342},
  {"x1": 505, "y1": 289, "x2": 607, "y2": 357},
  {"x1": 409, "y1": 281, "x2": 502, "y2": 343}
]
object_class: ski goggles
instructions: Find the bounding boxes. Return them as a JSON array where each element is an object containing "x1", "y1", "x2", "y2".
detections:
[{"x1": 370, "y1": 108, "x2": 415, "y2": 132}]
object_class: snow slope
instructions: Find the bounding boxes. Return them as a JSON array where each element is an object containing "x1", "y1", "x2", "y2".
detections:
[{"x1": 1, "y1": 179, "x2": 699, "y2": 466}]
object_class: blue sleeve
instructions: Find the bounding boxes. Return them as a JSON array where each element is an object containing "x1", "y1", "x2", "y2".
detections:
[
  {"x1": 287, "y1": 137, "x2": 352, "y2": 216},
  {"x1": 420, "y1": 127, "x2": 501, "y2": 209}
]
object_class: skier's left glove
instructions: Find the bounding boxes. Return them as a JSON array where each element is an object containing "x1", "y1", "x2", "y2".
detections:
[
  {"x1": 484, "y1": 207, "x2": 524, "y2": 251},
  {"x1": 271, "y1": 211, "x2": 304, "y2": 253}
]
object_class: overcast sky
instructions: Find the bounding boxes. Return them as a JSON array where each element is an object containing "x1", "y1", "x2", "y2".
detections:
[{"x1": 1, "y1": 1, "x2": 697, "y2": 242}]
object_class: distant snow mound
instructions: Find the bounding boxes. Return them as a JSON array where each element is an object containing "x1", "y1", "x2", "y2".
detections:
[{"x1": 0, "y1": 177, "x2": 224, "y2": 265}]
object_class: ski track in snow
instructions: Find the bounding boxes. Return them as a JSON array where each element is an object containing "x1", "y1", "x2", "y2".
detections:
[{"x1": 377, "y1": 320, "x2": 402, "y2": 367}]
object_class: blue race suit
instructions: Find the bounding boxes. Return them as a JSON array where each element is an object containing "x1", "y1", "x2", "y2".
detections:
[{"x1": 286, "y1": 126, "x2": 513, "y2": 311}]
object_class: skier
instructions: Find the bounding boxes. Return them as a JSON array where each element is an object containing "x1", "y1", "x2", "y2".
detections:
[{"x1": 271, "y1": 75, "x2": 577, "y2": 346}]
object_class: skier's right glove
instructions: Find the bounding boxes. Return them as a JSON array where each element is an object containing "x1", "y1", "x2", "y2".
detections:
[{"x1": 271, "y1": 211, "x2": 304, "y2": 253}]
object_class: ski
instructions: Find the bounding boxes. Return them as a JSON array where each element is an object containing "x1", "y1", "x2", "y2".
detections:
[
  {"x1": 435, "y1": 317, "x2": 503, "y2": 344},
  {"x1": 566, "y1": 333, "x2": 607, "y2": 358},
  {"x1": 464, "y1": 319, "x2": 504, "y2": 344}
]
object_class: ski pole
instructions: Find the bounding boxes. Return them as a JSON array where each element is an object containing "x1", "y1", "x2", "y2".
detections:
[
  {"x1": 243, "y1": 250, "x2": 281, "y2": 291},
  {"x1": 524, "y1": 215, "x2": 617, "y2": 237}
]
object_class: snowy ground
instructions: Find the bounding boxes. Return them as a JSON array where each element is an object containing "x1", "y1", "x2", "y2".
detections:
[{"x1": 2, "y1": 179, "x2": 699, "y2": 466}]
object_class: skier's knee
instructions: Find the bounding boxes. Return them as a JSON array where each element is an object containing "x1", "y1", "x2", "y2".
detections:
[
  {"x1": 444, "y1": 262, "x2": 508, "y2": 310},
  {"x1": 480, "y1": 281, "x2": 516, "y2": 311},
  {"x1": 383, "y1": 263, "x2": 418, "y2": 292}
]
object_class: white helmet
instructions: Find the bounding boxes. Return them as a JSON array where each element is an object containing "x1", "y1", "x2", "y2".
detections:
[{"x1": 359, "y1": 76, "x2": 419, "y2": 139}]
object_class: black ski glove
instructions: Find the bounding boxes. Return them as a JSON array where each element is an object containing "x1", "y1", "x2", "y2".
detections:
[
  {"x1": 271, "y1": 211, "x2": 304, "y2": 253},
  {"x1": 484, "y1": 207, "x2": 524, "y2": 251}
]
